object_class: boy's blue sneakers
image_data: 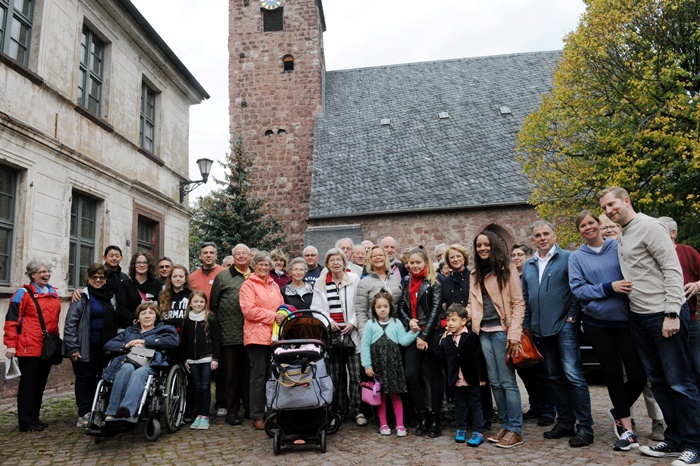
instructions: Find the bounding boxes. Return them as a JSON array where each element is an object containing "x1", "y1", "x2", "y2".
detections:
[
  {"x1": 467, "y1": 432, "x2": 485, "y2": 447},
  {"x1": 455, "y1": 429, "x2": 467, "y2": 443}
]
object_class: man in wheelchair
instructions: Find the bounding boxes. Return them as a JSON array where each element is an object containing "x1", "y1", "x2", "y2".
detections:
[{"x1": 101, "y1": 302, "x2": 179, "y2": 422}]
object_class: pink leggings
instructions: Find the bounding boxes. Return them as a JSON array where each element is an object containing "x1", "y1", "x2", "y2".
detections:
[{"x1": 378, "y1": 393, "x2": 404, "y2": 427}]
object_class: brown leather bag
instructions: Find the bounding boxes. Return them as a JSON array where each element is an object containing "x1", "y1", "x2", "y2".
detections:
[{"x1": 507, "y1": 329, "x2": 544, "y2": 368}]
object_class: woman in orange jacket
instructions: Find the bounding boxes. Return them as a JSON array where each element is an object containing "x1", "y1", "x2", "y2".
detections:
[{"x1": 239, "y1": 251, "x2": 284, "y2": 429}]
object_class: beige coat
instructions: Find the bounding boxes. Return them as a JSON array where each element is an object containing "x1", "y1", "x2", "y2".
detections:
[{"x1": 467, "y1": 264, "x2": 524, "y2": 342}]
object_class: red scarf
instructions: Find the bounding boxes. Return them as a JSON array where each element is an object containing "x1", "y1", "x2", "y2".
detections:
[{"x1": 409, "y1": 269, "x2": 426, "y2": 319}]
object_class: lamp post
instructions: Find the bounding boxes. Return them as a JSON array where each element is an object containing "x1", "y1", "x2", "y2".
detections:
[{"x1": 179, "y1": 158, "x2": 214, "y2": 203}]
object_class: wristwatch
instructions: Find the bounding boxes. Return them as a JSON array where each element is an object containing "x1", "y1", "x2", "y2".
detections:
[{"x1": 664, "y1": 311, "x2": 679, "y2": 319}]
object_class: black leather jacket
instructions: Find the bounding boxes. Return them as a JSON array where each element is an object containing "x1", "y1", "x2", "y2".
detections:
[{"x1": 398, "y1": 276, "x2": 443, "y2": 341}]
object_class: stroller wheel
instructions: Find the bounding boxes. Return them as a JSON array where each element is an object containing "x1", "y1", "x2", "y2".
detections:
[
  {"x1": 319, "y1": 430, "x2": 326, "y2": 453},
  {"x1": 264, "y1": 413, "x2": 278, "y2": 438},
  {"x1": 327, "y1": 412, "x2": 341, "y2": 435},
  {"x1": 273, "y1": 431, "x2": 281, "y2": 456},
  {"x1": 145, "y1": 418, "x2": 161, "y2": 442}
]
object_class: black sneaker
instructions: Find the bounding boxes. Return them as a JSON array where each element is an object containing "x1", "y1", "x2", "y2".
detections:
[
  {"x1": 613, "y1": 430, "x2": 639, "y2": 451},
  {"x1": 672, "y1": 450, "x2": 700, "y2": 465},
  {"x1": 608, "y1": 408, "x2": 625, "y2": 439},
  {"x1": 640, "y1": 442, "x2": 683, "y2": 458}
]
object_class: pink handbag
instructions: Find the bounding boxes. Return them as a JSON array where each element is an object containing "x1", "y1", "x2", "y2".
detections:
[{"x1": 360, "y1": 378, "x2": 383, "y2": 406}]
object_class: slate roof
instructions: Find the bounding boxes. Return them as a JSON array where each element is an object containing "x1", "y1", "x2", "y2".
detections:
[{"x1": 309, "y1": 50, "x2": 561, "y2": 219}]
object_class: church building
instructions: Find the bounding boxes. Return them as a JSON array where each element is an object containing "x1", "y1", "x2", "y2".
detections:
[{"x1": 229, "y1": 0, "x2": 558, "y2": 256}]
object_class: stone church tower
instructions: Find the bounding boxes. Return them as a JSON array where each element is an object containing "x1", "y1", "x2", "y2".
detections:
[{"x1": 229, "y1": 0, "x2": 326, "y2": 252}]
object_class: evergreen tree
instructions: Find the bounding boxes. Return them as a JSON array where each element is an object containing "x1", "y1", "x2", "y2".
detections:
[
  {"x1": 517, "y1": 0, "x2": 700, "y2": 245},
  {"x1": 189, "y1": 137, "x2": 284, "y2": 268}
]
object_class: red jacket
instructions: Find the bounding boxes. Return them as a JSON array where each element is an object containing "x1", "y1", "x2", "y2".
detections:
[
  {"x1": 3, "y1": 283, "x2": 61, "y2": 357},
  {"x1": 240, "y1": 273, "x2": 283, "y2": 346}
]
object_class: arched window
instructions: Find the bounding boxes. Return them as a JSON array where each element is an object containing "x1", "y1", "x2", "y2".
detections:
[
  {"x1": 265, "y1": 130, "x2": 274, "y2": 136},
  {"x1": 282, "y1": 55, "x2": 294, "y2": 72},
  {"x1": 277, "y1": 129, "x2": 287, "y2": 135}
]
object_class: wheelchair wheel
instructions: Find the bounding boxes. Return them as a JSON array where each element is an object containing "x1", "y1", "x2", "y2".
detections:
[
  {"x1": 145, "y1": 418, "x2": 161, "y2": 442},
  {"x1": 164, "y1": 365, "x2": 186, "y2": 433}
]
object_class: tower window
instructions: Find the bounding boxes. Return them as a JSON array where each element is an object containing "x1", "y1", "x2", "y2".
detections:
[
  {"x1": 282, "y1": 55, "x2": 294, "y2": 72},
  {"x1": 265, "y1": 130, "x2": 274, "y2": 136},
  {"x1": 263, "y1": 8, "x2": 283, "y2": 32}
]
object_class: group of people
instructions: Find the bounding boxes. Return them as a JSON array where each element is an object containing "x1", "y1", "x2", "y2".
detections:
[{"x1": 4, "y1": 186, "x2": 700, "y2": 465}]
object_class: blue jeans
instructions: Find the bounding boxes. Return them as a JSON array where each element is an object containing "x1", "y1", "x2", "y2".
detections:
[
  {"x1": 629, "y1": 305, "x2": 700, "y2": 452},
  {"x1": 189, "y1": 362, "x2": 212, "y2": 417},
  {"x1": 686, "y1": 318, "x2": 700, "y2": 388},
  {"x1": 479, "y1": 330, "x2": 523, "y2": 434},
  {"x1": 106, "y1": 363, "x2": 155, "y2": 417},
  {"x1": 539, "y1": 323, "x2": 593, "y2": 433}
]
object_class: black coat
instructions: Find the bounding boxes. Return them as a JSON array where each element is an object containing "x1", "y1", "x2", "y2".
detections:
[
  {"x1": 116, "y1": 277, "x2": 162, "y2": 329},
  {"x1": 398, "y1": 276, "x2": 443, "y2": 341},
  {"x1": 434, "y1": 330, "x2": 487, "y2": 387},
  {"x1": 441, "y1": 267, "x2": 471, "y2": 308},
  {"x1": 179, "y1": 314, "x2": 222, "y2": 362}
]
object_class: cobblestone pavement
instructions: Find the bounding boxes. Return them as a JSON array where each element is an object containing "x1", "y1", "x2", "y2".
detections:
[{"x1": 0, "y1": 379, "x2": 675, "y2": 465}]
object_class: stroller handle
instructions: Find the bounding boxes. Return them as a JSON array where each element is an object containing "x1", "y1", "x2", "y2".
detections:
[{"x1": 271, "y1": 339, "x2": 326, "y2": 349}]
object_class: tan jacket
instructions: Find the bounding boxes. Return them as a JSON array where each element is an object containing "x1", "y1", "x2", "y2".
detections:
[{"x1": 467, "y1": 264, "x2": 524, "y2": 342}]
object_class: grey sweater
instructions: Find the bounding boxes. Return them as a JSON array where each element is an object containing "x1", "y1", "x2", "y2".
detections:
[{"x1": 618, "y1": 213, "x2": 684, "y2": 314}]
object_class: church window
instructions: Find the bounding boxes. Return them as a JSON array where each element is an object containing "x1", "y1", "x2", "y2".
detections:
[
  {"x1": 263, "y1": 8, "x2": 283, "y2": 32},
  {"x1": 282, "y1": 54, "x2": 294, "y2": 72}
]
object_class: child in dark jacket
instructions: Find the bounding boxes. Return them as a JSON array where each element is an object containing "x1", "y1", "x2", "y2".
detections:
[
  {"x1": 179, "y1": 290, "x2": 221, "y2": 430},
  {"x1": 434, "y1": 303, "x2": 487, "y2": 447}
]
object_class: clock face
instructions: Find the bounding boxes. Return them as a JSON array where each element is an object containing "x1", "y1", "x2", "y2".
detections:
[{"x1": 261, "y1": 0, "x2": 283, "y2": 10}]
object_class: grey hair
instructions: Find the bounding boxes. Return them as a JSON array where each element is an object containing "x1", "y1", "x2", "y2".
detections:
[
  {"x1": 303, "y1": 245, "x2": 318, "y2": 255},
  {"x1": 529, "y1": 220, "x2": 555, "y2": 236},
  {"x1": 324, "y1": 248, "x2": 348, "y2": 269},
  {"x1": 252, "y1": 250, "x2": 272, "y2": 265},
  {"x1": 287, "y1": 257, "x2": 308, "y2": 273},
  {"x1": 433, "y1": 243, "x2": 448, "y2": 255},
  {"x1": 335, "y1": 238, "x2": 354, "y2": 248},
  {"x1": 232, "y1": 243, "x2": 250, "y2": 255},
  {"x1": 26, "y1": 259, "x2": 52, "y2": 280},
  {"x1": 657, "y1": 216, "x2": 678, "y2": 233}
]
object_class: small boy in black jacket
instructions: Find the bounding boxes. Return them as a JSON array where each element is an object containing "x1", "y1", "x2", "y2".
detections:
[{"x1": 435, "y1": 303, "x2": 487, "y2": 446}]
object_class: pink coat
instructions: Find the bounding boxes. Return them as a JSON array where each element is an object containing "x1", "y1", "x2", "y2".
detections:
[
  {"x1": 467, "y1": 264, "x2": 524, "y2": 342},
  {"x1": 239, "y1": 273, "x2": 284, "y2": 346}
]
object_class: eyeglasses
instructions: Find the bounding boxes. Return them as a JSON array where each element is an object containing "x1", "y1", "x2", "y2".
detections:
[
  {"x1": 35, "y1": 270, "x2": 51, "y2": 275},
  {"x1": 90, "y1": 275, "x2": 106, "y2": 281},
  {"x1": 135, "y1": 261, "x2": 149, "y2": 265},
  {"x1": 158, "y1": 265, "x2": 171, "y2": 269}
]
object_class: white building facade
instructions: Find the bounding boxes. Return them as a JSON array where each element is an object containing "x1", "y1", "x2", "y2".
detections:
[{"x1": 0, "y1": 0, "x2": 207, "y2": 327}]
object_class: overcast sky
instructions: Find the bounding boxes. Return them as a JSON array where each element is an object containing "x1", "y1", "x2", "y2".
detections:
[{"x1": 130, "y1": 0, "x2": 587, "y2": 200}]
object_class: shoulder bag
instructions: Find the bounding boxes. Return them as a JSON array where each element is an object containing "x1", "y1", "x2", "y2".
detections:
[{"x1": 23, "y1": 286, "x2": 63, "y2": 365}]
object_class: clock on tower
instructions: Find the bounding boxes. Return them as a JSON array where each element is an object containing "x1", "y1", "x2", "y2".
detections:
[{"x1": 261, "y1": 0, "x2": 284, "y2": 10}]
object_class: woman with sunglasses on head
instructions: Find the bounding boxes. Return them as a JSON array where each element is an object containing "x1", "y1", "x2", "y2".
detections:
[{"x1": 64, "y1": 263, "x2": 118, "y2": 428}]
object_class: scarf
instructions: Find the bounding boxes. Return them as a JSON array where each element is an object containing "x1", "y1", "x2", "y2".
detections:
[
  {"x1": 188, "y1": 311, "x2": 205, "y2": 322},
  {"x1": 409, "y1": 269, "x2": 427, "y2": 319},
  {"x1": 87, "y1": 284, "x2": 113, "y2": 303}
]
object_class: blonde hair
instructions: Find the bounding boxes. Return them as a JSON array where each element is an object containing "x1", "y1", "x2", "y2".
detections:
[{"x1": 408, "y1": 247, "x2": 437, "y2": 284}]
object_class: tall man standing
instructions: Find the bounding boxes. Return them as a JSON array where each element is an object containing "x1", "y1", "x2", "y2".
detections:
[
  {"x1": 189, "y1": 242, "x2": 227, "y2": 302},
  {"x1": 522, "y1": 221, "x2": 594, "y2": 447},
  {"x1": 380, "y1": 236, "x2": 407, "y2": 281},
  {"x1": 210, "y1": 244, "x2": 252, "y2": 425},
  {"x1": 600, "y1": 187, "x2": 700, "y2": 465},
  {"x1": 303, "y1": 246, "x2": 323, "y2": 286}
]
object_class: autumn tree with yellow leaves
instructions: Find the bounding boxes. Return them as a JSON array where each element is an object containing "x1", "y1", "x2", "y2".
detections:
[{"x1": 517, "y1": 0, "x2": 700, "y2": 245}]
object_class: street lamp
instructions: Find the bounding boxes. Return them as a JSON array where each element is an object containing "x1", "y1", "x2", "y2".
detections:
[{"x1": 179, "y1": 157, "x2": 214, "y2": 203}]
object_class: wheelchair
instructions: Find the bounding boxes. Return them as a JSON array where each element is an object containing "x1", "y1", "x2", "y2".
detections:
[{"x1": 85, "y1": 362, "x2": 186, "y2": 442}]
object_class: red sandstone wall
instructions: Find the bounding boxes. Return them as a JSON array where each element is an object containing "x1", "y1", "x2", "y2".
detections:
[
  {"x1": 309, "y1": 205, "x2": 540, "y2": 264},
  {"x1": 229, "y1": 1, "x2": 325, "y2": 253}
]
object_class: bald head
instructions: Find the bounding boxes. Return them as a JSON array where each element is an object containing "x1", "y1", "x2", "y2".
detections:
[{"x1": 380, "y1": 236, "x2": 399, "y2": 262}]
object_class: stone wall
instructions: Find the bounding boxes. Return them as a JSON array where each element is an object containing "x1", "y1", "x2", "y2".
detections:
[
  {"x1": 229, "y1": 0, "x2": 325, "y2": 253},
  {"x1": 309, "y1": 205, "x2": 540, "y2": 264}
]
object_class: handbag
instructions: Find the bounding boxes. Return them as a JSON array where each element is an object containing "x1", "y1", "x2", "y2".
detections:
[
  {"x1": 507, "y1": 329, "x2": 544, "y2": 368},
  {"x1": 24, "y1": 286, "x2": 63, "y2": 365},
  {"x1": 330, "y1": 330, "x2": 355, "y2": 354},
  {"x1": 125, "y1": 346, "x2": 156, "y2": 367},
  {"x1": 360, "y1": 378, "x2": 383, "y2": 406}
]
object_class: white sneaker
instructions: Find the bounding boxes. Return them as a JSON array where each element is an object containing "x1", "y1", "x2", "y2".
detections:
[
  {"x1": 355, "y1": 413, "x2": 368, "y2": 426},
  {"x1": 216, "y1": 408, "x2": 227, "y2": 417},
  {"x1": 379, "y1": 425, "x2": 391, "y2": 435},
  {"x1": 76, "y1": 413, "x2": 90, "y2": 428}
]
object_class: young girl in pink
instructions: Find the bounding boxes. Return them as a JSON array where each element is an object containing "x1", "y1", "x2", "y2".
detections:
[{"x1": 360, "y1": 289, "x2": 419, "y2": 436}]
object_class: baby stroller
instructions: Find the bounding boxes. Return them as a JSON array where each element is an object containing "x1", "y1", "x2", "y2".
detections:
[{"x1": 264, "y1": 309, "x2": 339, "y2": 454}]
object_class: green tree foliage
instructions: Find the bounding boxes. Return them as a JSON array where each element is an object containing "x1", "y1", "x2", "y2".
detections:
[
  {"x1": 517, "y1": 0, "x2": 700, "y2": 246},
  {"x1": 189, "y1": 137, "x2": 284, "y2": 268}
]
